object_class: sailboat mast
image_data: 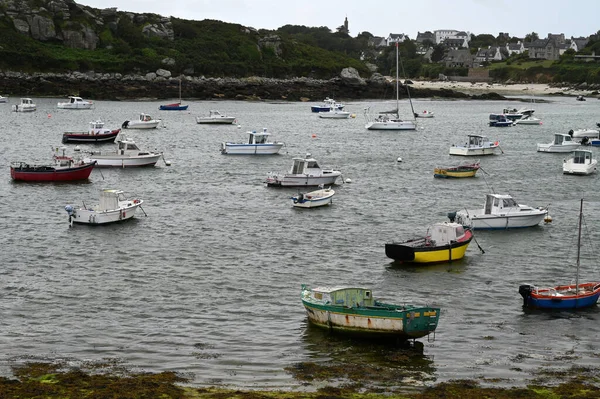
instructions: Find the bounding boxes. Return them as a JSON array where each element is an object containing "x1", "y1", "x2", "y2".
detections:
[
  {"x1": 395, "y1": 42, "x2": 399, "y2": 118},
  {"x1": 576, "y1": 198, "x2": 583, "y2": 295},
  {"x1": 178, "y1": 79, "x2": 182, "y2": 105}
]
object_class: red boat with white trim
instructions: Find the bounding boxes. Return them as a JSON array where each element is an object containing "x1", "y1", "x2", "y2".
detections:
[{"x1": 10, "y1": 148, "x2": 96, "y2": 182}]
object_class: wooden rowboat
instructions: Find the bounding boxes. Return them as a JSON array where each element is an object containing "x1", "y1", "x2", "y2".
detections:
[{"x1": 434, "y1": 161, "x2": 480, "y2": 178}]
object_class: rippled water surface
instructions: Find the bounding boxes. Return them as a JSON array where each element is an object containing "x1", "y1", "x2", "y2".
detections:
[{"x1": 1, "y1": 95, "x2": 600, "y2": 389}]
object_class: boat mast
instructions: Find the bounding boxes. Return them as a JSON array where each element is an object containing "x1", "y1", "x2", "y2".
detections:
[
  {"x1": 178, "y1": 78, "x2": 182, "y2": 104},
  {"x1": 395, "y1": 42, "x2": 399, "y2": 118},
  {"x1": 576, "y1": 198, "x2": 583, "y2": 296}
]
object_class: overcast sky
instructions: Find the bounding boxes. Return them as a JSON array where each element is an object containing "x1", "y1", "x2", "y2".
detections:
[{"x1": 77, "y1": 0, "x2": 599, "y2": 39}]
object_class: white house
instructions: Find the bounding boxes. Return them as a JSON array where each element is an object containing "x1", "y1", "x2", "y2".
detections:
[
  {"x1": 570, "y1": 37, "x2": 589, "y2": 52},
  {"x1": 386, "y1": 33, "x2": 408, "y2": 45},
  {"x1": 434, "y1": 29, "x2": 470, "y2": 45},
  {"x1": 506, "y1": 41, "x2": 525, "y2": 56}
]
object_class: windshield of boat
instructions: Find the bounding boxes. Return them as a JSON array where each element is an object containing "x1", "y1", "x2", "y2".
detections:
[
  {"x1": 502, "y1": 198, "x2": 518, "y2": 208},
  {"x1": 307, "y1": 161, "x2": 320, "y2": 169}
]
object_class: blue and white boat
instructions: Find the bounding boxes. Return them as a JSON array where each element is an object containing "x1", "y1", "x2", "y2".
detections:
[
  {"x1": 519, "y1": 199, "x2": 600, "y2": 310},
  {"x1": 489, "y1": 114, "x2": 514, "y2": 127},
  {"x1": 291, "y1": 187, "x2": 335, "y2": 208},
  {"x1": 221, "y1": 128, "x2": 284, "y2": 155},
  {"x1": 311, "y1": 97, "x2": 344, "y2": 113}
]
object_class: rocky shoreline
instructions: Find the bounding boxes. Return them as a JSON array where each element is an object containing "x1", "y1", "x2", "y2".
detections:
[{"x1": 0, "y1": 70, "x2": 507, "y2": 102}]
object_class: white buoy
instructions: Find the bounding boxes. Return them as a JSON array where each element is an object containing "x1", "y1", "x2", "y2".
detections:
[
  {"x1": 74, "y1": 145, "x2": 81, "y2": 152},
  {"x1": 165, "y1": 160, "x2": 172, "y2": 166},
  {"x1": 397, "y1": 157, "x2": 403, "y2": 162},
  {"x1": 345, "y1": 178, "x2": 352, "y2": 183},
  {"x1": 237, "y1": 124, "x2": 241, "y2": 129}
]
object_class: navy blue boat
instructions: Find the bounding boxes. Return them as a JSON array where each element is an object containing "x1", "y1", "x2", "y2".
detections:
[{"x1": 310, "y1": 97, "x2": 344, "y2": 113}]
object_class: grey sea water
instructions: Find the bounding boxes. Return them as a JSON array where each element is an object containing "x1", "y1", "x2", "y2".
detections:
[{"x1": 1, "y1": 95, "x2": 599, "y2": 389}]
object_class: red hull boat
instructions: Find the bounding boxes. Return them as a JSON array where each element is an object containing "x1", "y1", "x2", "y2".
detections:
[{"x1": 10, "y1": 152, "x2": 96, "y2": 182}]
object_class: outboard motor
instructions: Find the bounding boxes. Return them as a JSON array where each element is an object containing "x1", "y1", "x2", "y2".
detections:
[
  {"x1": 122, "y1": 121, "x2": 129, "y2": 129},
  {"x1": 568, "y1": 129, "x2": 574, "y2": 137},
  {"x1": 447, "y1": 211, "x2": 457, "y2": 223},
  {"x1": 65, "y1": 205, "x2": 74, "y2": 227},
  {"x1": 518, "y1": 284, "x2": 534, "y2": 306},
  {"x1": 581, "y1": 136, "x2": 589, "y2": 146}
]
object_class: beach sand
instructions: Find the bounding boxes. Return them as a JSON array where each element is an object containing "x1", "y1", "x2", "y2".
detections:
[{"x1": 410, "y1": 80, "x2": 593, "y2": 97}]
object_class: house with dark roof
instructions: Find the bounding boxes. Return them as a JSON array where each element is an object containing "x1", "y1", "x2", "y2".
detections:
[
  {"x1": 386, "y1": 33, "x2": 408, "y2": 45},
  {"x1": 527, "y1": 38, "x2": 560, "y2": 60},
  {"x1": 443, "y1": 49, "x2": 474, "y2": 68},
  {"x1": 416, "y1": 31, "x2": 434, "y2": 44},
  {"x1": 368, "y1": 36, "x2": 386, "y2": 48},
  {"x1": 506, "y1": 41, "x2": 524, "y2": 56},
  {"x1": 442, "y1": 37, "x2": 468, "y2": 49},
  {"x1": 570, "y1": 37, "x2": 589, "y2": 52},
  {"x1": 474, "y1": 46, "x2": 504, "y2": 63}
]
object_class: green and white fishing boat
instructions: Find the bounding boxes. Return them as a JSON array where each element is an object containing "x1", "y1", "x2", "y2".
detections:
[{"x1": 301, "y1": 285, "x2": 440, "y2": 340}]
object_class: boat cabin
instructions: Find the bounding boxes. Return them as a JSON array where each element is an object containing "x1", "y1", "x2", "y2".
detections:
[
  {"x1": 99, "y1": 189, "x2": 126, "y2": 211},
  {"x1": 248, "y1": 128, "x2": 270, "y2": 144},
  {"x1": 140, "y1": 113, "x2": 154, "y2": 122},
  {"x1": 290, "y1": 154, "x2": 323, "y2": 175},
  {"x1": 20, "y1": 98, "x2": 34, "y2": 105},
  {"x1": 569, "y1": 150, "x2": 593, "y2": 164},
  {"x1": 483, "y1": 194, "x2": 520, "y2": 215},
  {"x1": 554, "y1": 133, "x2": 575, "y2": 145},
  {"x1": 307, "y1": 286, "x2": 375, "y2": 307},
  {"x1": 465, "y1": 135, "x2": 490, "y2": 147},
  {"x1": 117, "y1": 137, "x2": 141, "y2": 154},
  {"x1": 68, "y1": 96, "x2": 85, "y2": 104},
  {"x1": 489, "y1": 114, "x2": 513, "y2": 124},
  {"x1": 428, "y1": 222, "x2": 467, "y2": 244}
]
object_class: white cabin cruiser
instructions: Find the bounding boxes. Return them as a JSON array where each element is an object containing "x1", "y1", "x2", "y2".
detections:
[
  {"x1": 13, "y1": 98, "x2": 36, "y2": 112},
  {"x1": 537, "y1": 133, "x2": 581, "y2": 153},
  {"x1": 563, "y1": 150, "x2": 597, "y2": 175},
  {"x1": 57, "y1": 96, "x2": 93, "y2": 109},
  {"x1": 83, "y1": 135, "x2": 163, "y2": 167},
  {"x1": 568, "y1": 128, "x2": 599, "y2": 139},
  {"x1": 221, "y1": 128, "x2": 284, "y2": 155},
  {"x1": 449, "y1": 135, "x2": 500, "y2": 156},
  {"x1": 265, "y1": 154, "x2": 342, "y2": 187},
  {"x1": 196, "y1": 110, "x2": 236, "y2": 124},
  {"x1": 451, "y1": 193, "x2": 548, "y2": 230},
  {"x1": 122, "y1": 113, "x2": 161, "y2": 129},
  {"x1": 65, "y1": 189, "x2": 144, "y2": 225}
]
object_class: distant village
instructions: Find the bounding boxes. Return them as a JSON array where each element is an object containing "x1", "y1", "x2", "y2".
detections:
[{"x1": 365, "y1": 28, "x2": 597, "y2": 67}]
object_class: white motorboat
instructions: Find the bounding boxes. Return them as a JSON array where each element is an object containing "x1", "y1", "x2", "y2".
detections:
[
  {"x1": 514, "y1": 115, "x2": 542, "y2": 125},
  {"x1": 291, "y1": 187, "x2": 335, "y2": 208},
  {"x1": 451, "y1": 193, "x2": 548, "y2": 230},
  {"x1": 537, "y1": 133, "x2": 581, "y2": 153},
  {"x1": 449, "y1": 135, "x2": 500, "y2": 156},
  {"x1": 83, "y1": 135, "x2": 163, "y2": 167},
  {"x1": 364, "y1": 43, "x2": 416, "y2": 131},
  {"x1": 0, "y1": 95, "x2": 8, "y2": 103},
  {"x1": 502, "y1": 107, "x2": 535, "y2": 121},
  {"x1": 414, "y1": 110, "x2": 434, "y2": 118},
  {"x1": 12, "y1": 98, "x2": 36, "y2": 112},
  {"x1": 265, "y1": 154, "x2": 342, "y2": 187},
  {"x1": 65, "y1": 189, "x2": 144, "y2": 226},
  {"x1": 221, "y1": 128, "x2": 284, "y2": 155},
  {"x1": 318, "y1": 109, "x2": 350, "y2": 119},
  {"x1": 57, "y1": 96, "x2": 93, "y2": 109},
  {"x1": 196, "y1": 110, "x2": 236, "y2": 124},
  {"x1": 563, "y1": 150, "x2": 597, "y2": 175},
  {"x1": 569, "y1": 128, "x2": 599, "y2": 139},
  {"x1": 122, "y1": 113, "x2": 161, "y2": 129}
]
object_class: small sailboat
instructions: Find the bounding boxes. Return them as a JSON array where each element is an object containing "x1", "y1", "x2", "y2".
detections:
[
  {"x1": 159, "y1": 79, "x2": 188, "y2": 110},
  {"x1": 519, "y1": 199, "x2": 600, "y2": 309}
]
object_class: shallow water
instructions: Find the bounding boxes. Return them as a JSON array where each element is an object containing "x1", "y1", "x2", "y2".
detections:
[{"x1": 1, "y1": 95, "x2": 599, "y2": 389}]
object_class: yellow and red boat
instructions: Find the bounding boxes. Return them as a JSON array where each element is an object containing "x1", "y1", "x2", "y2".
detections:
[
  {"x1": 385, "y1": 222, "x2": 473, "y2": 264},
  {"x1": 434, "y1": 161, "x2": 480, "y2": 178}
]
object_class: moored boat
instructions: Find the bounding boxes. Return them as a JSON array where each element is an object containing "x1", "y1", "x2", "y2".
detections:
[
  {"x1": 221, "y1": 128, "x2": 283, "y2": 155},
  {"x1": 449, "y1": 135, "x2": 500, "y2": 156},
  {"x1": 519, "y1": 199, "x2": 600, "y2": 309},
  {"x1": 563, "y1": 149, "x2": 597, "y2": 175},
  {"x1": 65, "y1": 189, "x2": 144, "y2": 226},
  {"x1": 10, "y1": 148, "x2": 96, "y2": 182},
  {"x1": 311, "y1": 97, "x2": 344, "y2": 113},
  {"x1": 385, "y1": 222, "x2": 473, "y2": 264},
  {"x1": 12, "y1": 98, "x2": 36, "y2": 112},
  {"x1": 450, "y1": 193, "x2": 548, "y2": 230},
  {"x1": 537, "y1": 133, "x2": 580, "y2": 153},
  {"x1": 57, "y1": 96, "x2": 93, "y2": 109},
  {"x1": 83, "y1": 136, "x2": 163, "y2": 167},
  {"x1": 122, "y1": 113, "x2": 161, "y2": 129},
  {"x1": 196, "y1": 110, "x2": 236, "y2": 124},
  {"x1": 265, "y1": 154, "x2": 342, "y2": 187},
  {"x1": 291, "y1": 187, "x2": 335, "y2": 208},
  {"x1": 0, "y1": 95, "x2": 8, "y2": 103},
  {"x1": 301, "y1": 285, "x2": 440, "y2": 340},
  {"x1": 318, "y1": 109, "x2": 350, "y2": 119},
  {"x1": 433, "y1": 160, "x2": 480, "y2": 178},
  {"x1": 489, "y1": 114, "x2": 514, "y2": 127},
  {"x1": 62, "y1": 120, "x2": 120, "y2": 144},
  {"x1": 514, "y1": 115, "x2": 542, "y2": 125},
  {"x1": 414, "y1": 110, "x2": 434, "y2": 118}
]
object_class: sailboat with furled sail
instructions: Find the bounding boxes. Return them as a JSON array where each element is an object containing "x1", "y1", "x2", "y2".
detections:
[{"x1": 364, "y1": 41, "x2": 417, "y2": 131}]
